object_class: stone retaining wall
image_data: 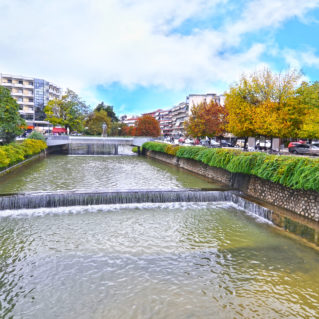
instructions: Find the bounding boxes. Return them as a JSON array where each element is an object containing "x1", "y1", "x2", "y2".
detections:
[{"x1": 146, "y1": 150, "x2": 319, "y2": 222}]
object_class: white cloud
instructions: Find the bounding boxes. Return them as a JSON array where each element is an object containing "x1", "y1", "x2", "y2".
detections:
[{"x1": 0, "y1": 0, "x2": 318, "y2": 99}]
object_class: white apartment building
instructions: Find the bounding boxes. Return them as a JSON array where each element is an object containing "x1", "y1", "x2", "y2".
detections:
[
  {"x1": 171, "y1": 102, "x2": 188, "y2": 136},
  {"x1": 186, "y1": 93, "x2": 221, "y2": 115},
  {"x1": 0, "y1": 73, "x2": 61, "y2": 127}
]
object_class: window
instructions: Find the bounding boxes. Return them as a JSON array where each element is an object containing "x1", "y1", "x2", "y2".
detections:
[
  {"x1": 18, "y1": 80, "x2": 23, "y2": 85},
  {"x1": 29, "y1": 98, "x2": 33, "y2": 102},
  {"x1": 28, "y1": 81, "x2": 33, "y2": 86}
]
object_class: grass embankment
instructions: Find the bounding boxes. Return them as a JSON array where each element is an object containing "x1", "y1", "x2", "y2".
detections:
[
  {"x1": 143, "y1": 142, "x2": 319, "y2": 192},
  {"x1": 0, "y1": 139, "x2": 47, "y2": 171}
]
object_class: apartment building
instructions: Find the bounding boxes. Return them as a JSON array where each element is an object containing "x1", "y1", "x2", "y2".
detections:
[
  {"x1": 186, "y1": 93, "x2": 221, "y2": 115},
  {"x1": 154, "y1": 109, "x2": 172, "y2": 136},
  {"x1": 121, "y1": 115, "x2": 139, "y2": 127},
  {"x1": 0, "y1": 73, "x2": 61, "y2": 127},
  {"x1": 171, "y1": 102, "x2": 188, "y2": 136}
]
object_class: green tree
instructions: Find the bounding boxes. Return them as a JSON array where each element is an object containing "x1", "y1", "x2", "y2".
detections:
[
  {"x1": 0, "y1": 86, "x2": 25, "y2": 144},
  {"x1": 85, "y1": 110, "x2": 112, "y2": 135},
  {"x1": 94, "y1": 102, "x2": 119, "y2": 122},
  {"x1": 109, "y1": 122, "x2": 127, "y2": 136},
  {"x1": 44, "y1": 89, "x2": 89, "y2": 132},
  {"x1": 184, "y1": 100, "x2": 228, "y2": 139}
]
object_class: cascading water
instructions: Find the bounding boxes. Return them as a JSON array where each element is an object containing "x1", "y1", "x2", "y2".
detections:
[
  {"x1": 0, "y1": 189, "x2": 274, "y2": 223},
  {"x1": 68, "y1": 143, "x2": 135, "y2": 155}
]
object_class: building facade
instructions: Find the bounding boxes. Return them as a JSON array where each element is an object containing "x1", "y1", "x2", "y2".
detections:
[
  {"x1": 186, "y1": 93, "x2": 221, "y2": 115},
  {"x1": 120, "y1": 92, "x2": 223, "y2": 137},
  {"x1": 0, "y1": 73, "x2": 61, "y2": 127}
]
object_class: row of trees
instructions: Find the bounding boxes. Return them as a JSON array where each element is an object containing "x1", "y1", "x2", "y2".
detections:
[
  {"x1": 185, "y1": 68, "x2": 319, "y2": 141},
  {"x1": 44, "y1": 91, "x2": 161, "y2": 136}
]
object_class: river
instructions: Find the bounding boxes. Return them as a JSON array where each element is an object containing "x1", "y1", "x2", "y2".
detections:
[{"x1": 0, "y1": 155, "x2": 318, "y2": 318}]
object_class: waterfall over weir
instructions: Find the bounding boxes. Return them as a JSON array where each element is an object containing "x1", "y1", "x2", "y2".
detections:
[{"x1": 0, "y1": 189, "x2": 273, "y2": 221}]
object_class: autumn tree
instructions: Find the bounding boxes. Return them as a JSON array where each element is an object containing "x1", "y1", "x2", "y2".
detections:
[
  {"x1": 296, "y1": 81, "x2": 319, "y2": 139},
  {"x1": 184, "y1": 100, "x2": 228, "y2": 139},
  {"x1": 135, "y1": 115, "x2": 160, "y2": 136},
  {"x1": 85, "y1": 110, "x2": 111, "y2": 135},
  {"x1": 225, "y1": 68, "x2": 304, "y2": 139},
  {"x1": 0, "y1": 86, "x2": 25, "y2": 144},
  {"x1": 123, "y1": 125, "x2": 136, "y2": 136},
  {"x1": 44, "y1": 89, "x2": 89, "y2": 132}
]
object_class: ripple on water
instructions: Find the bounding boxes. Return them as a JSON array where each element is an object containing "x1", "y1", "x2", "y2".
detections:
[{"x1": 0, "y1": 203, "x2": 318, "y2": 319}]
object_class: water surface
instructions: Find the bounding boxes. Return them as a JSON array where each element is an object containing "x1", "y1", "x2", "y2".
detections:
[
  {"x1": 0, "y1": 203, "x2": 318, "y2": 318},
  {"x1": 0, "y1": 155, "x2": 220, "y2": 194}
]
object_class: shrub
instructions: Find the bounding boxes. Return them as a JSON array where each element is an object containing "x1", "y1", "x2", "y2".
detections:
[
  {"x1": 0, "y1": 149, "x2": 9, "y2": 168},
  {"x1": 165, "y1": 144, "x2": 180, "y2": 156},
  {"x1": 27, "y1": 131, "x2": 46, "y2": 142},
  {"x1": 143, "y1": 142, "x2": 168, "y2": 153},
  {"x1": 132, "y1": 146, "x2": 138, "y2": 153},
  {"x1": 0, "y1": 139, "x2": 47, "y2": 170},
  {"x1": 2, "y1": 144, "x2": 25, "y2": 165},
  {"x1": 142, "y1": 141, "x2": 319, "y2": 192}
]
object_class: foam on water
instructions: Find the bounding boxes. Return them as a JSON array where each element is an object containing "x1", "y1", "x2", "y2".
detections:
[{"x1": 0, "y1": 200, "x2": 272, "y2": 224}]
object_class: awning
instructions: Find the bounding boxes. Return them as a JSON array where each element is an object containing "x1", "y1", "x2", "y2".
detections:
[{"x1": 52, "y1": 127, "x2": 67, "y2": 133}]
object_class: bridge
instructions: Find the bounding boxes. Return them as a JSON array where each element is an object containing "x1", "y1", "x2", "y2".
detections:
[{"x1": 46, "y1": 136, "x2": 153, "y2": 155}]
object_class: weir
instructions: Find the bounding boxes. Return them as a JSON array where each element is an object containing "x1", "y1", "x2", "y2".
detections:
[{"x1": 0, "y1": 189, "x2": 273, "y2": 221}]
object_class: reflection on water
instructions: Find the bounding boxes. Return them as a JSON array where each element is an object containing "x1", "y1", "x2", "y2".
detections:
[
  {"x1": 0, "y1": 203, "x2": 318, "y2": 318},
  {"x1": 0, "y1": 155, "x2": 220, "y2": 194}
]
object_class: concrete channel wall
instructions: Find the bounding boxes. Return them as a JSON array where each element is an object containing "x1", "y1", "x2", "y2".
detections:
[{"x1": 146, "y1": 150, "x2": 319, "y2": 222}]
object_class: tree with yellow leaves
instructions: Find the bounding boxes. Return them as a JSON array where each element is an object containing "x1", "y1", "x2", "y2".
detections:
[{"x1": 225, "y1": 68, "x2": 304, "y2": 139}]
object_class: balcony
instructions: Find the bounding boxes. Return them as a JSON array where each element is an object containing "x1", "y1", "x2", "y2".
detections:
[
  {"x1": 12, "y1": 83, "x2": 24, "y2": 87},
  {"x1": 12, "y1": 91, "x2": 23, "y2": 96},
  {"x1": 1, "y1": 82, "x2": 12, "y2": 86},
  {"x1": 23, "y1": 101, "x2": 34, "y2": 106}
]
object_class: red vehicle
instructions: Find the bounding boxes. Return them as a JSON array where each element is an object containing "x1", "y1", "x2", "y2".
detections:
[
  {"x1": 288, "y1": 141, "x2": 301, "y2": 148},
  {"x1": 178, "y1": 137, "x2": 185, "y2": 143}
]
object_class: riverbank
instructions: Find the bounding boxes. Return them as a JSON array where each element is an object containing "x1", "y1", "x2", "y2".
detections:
[{"x1": 143, "y1": 147, "x2": 319, "y2": 222}]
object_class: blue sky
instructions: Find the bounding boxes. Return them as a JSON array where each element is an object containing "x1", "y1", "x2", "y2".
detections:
[{"x1": 1, "y1": 0, "x2": 319, "y2": 115}]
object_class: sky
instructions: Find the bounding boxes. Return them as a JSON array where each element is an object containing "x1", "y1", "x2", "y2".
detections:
[{"x1": 1, "y1": 0, "x2": 319, "y2": 116}]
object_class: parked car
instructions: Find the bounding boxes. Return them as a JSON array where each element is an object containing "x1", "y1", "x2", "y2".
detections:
[
  {"x1": 220, "y1": 140, "x2": 233, "y2": 147},
  {"x1": 288, "y1": 143, "x2": 310, "y2": 154},
  {"x1": 200, "y1": 139, "x2": 220, "y2": 147},
  {"x1": 184, "y1": 138, "x2": 193, "y2": 144}
]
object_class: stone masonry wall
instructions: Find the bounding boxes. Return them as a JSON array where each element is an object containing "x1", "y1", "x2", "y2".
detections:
[
  {"x1": 245, "y1": 176, "x2": 319, "y2": 221},
  {"x1": 146, "y1": 150, "x2": 319, "y2": 222}
]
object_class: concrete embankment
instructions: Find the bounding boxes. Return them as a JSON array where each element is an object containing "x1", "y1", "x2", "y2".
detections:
[{"x1": 145, "y1": 150, "x2": 319, "y2": 222}]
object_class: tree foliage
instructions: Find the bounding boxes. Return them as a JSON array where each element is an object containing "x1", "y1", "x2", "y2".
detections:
[
  {"x1": 296, "y1": 82, "x2": 319, "y2": 139},
  {"x1": 0, "y1": 86, "x2": 25, "y2": 144},
  {"x1": 184, "y1": 100, "x2": 228, "y2": 138},
  {"x1": 94, "y1": 102, "x2": 119, "y2": 122},
  {"x1": 135, "y1": 115, "x2": 160, "y2": 136},
  {"x1": 85, "y1": 110, "x2": 111, "y2": 135},
  {"x1": 44, "y1": 89, "x2": 89, "y2": 132},
  {"x1": 225, "y1": 69, "x2": 304, "y2": 138}
]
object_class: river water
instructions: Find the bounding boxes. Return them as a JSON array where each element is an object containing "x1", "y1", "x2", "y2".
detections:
[
  {"x1": 0, "y1": 155, "x2": 318, "y2": 318},
  {"x1": 0, "y1": 155, "x2": 219, "y2": 193}
]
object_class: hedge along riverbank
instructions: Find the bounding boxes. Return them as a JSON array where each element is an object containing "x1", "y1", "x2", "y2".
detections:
[
  {"x1": 0, "y1": 139, "x2": 47, "y2": 171},
  {"x1": 142, "y1": 142, "x2": 319, "y2": 192}
]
